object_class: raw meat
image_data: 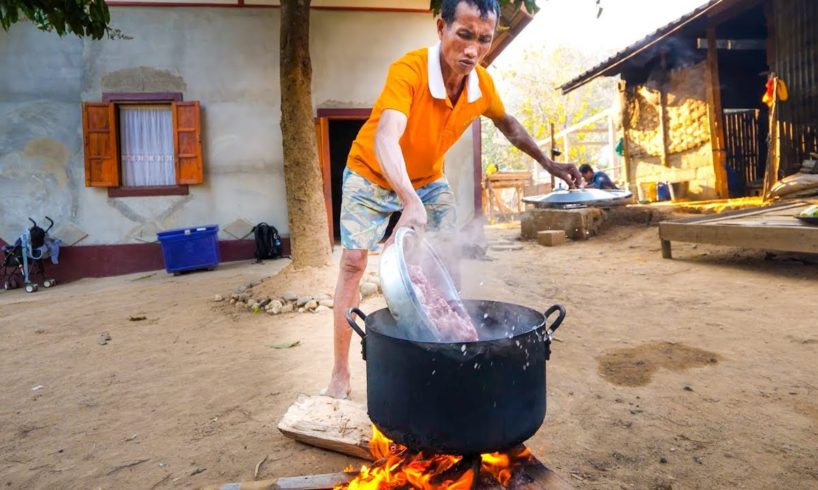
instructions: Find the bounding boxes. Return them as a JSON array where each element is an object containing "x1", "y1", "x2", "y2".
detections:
[{"x1": 408, "y1": 264, "x2": 479, "y2": 342}]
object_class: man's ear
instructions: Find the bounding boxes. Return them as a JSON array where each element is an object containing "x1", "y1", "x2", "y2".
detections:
[{"x1": 436, "y1": 16, "x2": 445, "y2": 39}]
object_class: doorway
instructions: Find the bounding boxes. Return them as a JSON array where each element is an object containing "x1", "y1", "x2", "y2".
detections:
[{"x1": 316, "y1": 109, "x2": 370, "y2": 244}]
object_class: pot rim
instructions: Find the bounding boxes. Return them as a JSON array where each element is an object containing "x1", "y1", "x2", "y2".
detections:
[{"x1": 362, "y1": 299, "x2": 547, "y2": 347}]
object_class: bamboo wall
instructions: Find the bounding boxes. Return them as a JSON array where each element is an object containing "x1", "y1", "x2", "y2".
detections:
[{"x1": 770, "y1": 0, "x2": 818, "y2": 176}]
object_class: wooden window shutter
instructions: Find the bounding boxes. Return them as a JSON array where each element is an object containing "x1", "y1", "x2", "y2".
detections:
[
  {"x1": 173, "y1": 101, "x2": 204, "y2": 185},
  {"x1": 82, "y1": 102, "x2": 119, "y2": 187}
]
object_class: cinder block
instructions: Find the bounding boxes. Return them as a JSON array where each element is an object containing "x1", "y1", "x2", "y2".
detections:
[{"x1": 537, "y1": 230, "x2": 566, "y2": 247}]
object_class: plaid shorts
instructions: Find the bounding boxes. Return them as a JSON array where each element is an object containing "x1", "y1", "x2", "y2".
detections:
[{"x1": 340, "y1": 168, "x2": 457, "y2": 250}]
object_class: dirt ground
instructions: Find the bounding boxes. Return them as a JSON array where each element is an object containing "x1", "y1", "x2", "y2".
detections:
[{"x1": 1, "y1": 223, "x2": 817, "y2": 489}]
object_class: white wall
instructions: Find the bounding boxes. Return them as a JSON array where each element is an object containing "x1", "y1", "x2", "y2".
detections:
[{"x1": 0, "y1": 6, "x2": 477, "y2": 247}]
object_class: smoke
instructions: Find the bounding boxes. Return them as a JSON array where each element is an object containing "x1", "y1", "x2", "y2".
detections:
[{"x1": 422, "y1": 216, "x2": 490, "y2": 294}]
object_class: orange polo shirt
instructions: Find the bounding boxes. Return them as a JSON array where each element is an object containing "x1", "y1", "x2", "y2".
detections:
[{"x1": 347, "y1": 44, "x2": 506, "y2": 190}]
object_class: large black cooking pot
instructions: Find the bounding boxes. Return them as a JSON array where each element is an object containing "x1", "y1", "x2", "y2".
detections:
[{"x1": 345, "y1": 299, "x2": 566, "y2": 455}]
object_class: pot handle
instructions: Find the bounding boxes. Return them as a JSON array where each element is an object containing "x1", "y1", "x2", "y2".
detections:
[
  {"x1": 544, "y1": 304, "x2": 566, "y2": 337},
  {"x1": 345, "y1": 307, "x2": 367, "y2": 339}
]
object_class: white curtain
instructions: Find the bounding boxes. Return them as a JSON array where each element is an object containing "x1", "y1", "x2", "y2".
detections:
[{"x1": 120, "y1": 105, "x2": 176, "y2": 186}]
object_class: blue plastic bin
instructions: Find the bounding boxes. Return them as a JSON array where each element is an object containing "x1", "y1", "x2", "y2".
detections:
[{"x1": 156, "y1": 225, "x2": 220, "y2": 274}]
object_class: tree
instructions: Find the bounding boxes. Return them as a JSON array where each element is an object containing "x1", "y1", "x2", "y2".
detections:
[
  {"x1": 482, "y1": 45, "x2": 616, "y2": 173},
  {"x1": 279, "y1": 0, "x2": 332, "y2": 268},
  {"x1": 0, "y1": 0, "x2": 112, "y2": 39}
]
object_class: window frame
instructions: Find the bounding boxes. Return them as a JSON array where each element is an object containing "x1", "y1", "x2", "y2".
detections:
[{"x1": 101, "y1": 92, "x2": 189, "y2": 198}]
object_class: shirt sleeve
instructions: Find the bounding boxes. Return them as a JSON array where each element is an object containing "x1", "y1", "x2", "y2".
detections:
[
  {"x1": 480, "y1": 69, "x2": 507, "y2": 120},
  {"x1": 376, "y1": 59, "x2": 422, "y2": 117}
]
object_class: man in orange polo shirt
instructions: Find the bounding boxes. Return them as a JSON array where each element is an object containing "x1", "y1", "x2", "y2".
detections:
[{"x1": 323, "y1": 0, "x2": 581, "y2": 399}]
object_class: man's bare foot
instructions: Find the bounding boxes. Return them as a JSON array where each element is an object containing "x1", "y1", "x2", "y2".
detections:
[{"x1": 322, "y1": 371, "x2": 351, "y2": 399}]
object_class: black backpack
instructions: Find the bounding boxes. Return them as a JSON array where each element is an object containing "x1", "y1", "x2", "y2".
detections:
[{"x1": 252, "y1": 222, "x2": 283, "y2": 262}]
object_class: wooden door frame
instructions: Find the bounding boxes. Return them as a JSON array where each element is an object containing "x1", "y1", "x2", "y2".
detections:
[
  {"x1": 315, "y1": 108, "x2": 484, "y2": 245},
  {"x1": 315, "y1": 108, "x2": 372, "y2": 245}
]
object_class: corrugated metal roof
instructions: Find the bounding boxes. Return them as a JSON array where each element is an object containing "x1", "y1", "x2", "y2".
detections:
[{"x1": 558, "y1": 0, "x2": 730, "y2": 94}]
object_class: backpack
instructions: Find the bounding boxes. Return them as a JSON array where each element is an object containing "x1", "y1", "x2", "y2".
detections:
[{"x1": 252, "y1": 222, "x2": 282, "y2": 262}]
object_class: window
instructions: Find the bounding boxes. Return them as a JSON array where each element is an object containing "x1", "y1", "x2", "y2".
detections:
[
  {"x1": 120, "y1": 105, "x2": 176, "y2": 187},
  {"x1": 82, "y1": 95, "x2": 204, "y2": 196}
]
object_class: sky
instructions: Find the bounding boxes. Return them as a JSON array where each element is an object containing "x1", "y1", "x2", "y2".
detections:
[{"x1": 492, "y1": 0, "x2": 711, "y2": 71}]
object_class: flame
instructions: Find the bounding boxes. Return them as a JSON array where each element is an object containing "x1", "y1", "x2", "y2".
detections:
[
  {"x1": 337, "y1": 426, "x2": 532, "y2": 490},
  {"x1": 480, "y1": 447, "x2": 531, "y2": 486}
]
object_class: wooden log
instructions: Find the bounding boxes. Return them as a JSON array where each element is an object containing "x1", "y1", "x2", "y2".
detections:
[
  {"x1": 202, "y1": 472, "x2": 354, "y2": 490},
  {"x1": 277, "y1": 394, "x2": 372, "y2": 461},
  {"x1": 479, "y1": 453, "x2": 573, "y2": 490}
]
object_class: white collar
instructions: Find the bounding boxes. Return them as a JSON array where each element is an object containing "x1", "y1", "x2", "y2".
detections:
[{"x1": 427, "y1": 42, "x2": 482, "y2": 104}]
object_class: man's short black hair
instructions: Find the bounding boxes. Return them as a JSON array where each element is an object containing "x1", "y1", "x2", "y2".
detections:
[
  {"x1": 579, "y1": 164, "x2": 594, "y2": 174},
  {"x1": 441, "y1": 0, "x2": 500, "y2": 25}
]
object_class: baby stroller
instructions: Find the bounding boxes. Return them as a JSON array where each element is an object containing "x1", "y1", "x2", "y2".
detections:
[{"x1": 1, "y1": 217, "x2": 58, "y2": 293}]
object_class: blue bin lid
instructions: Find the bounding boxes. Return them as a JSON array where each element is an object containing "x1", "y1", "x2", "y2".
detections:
[{"x1": 157, "y1": 225, "x2": 219, "y2": 239}]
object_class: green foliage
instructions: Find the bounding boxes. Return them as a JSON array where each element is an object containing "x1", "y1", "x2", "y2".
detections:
[
  {"x1": 482, "y1": 45, "x2": 617, "y2": 172},
  {"x1": 430, "y1": 0, "x2": 540, "y2": 16},
  {"x1": 0, "y1": 0, "x2": 112, "y2": 39}
]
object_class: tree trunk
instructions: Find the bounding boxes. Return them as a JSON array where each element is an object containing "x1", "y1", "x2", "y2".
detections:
[{"x1": 280, "y1": 0, "x2": 331, "y2": 268}]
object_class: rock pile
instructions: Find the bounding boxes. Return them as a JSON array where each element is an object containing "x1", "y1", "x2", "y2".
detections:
[{"x1": 222, "y1": 271, "x2": 381, "y2": 315}]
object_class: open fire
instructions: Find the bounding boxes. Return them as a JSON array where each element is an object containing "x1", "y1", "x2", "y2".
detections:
[{"x1": 336, "y1": 426, "x2": 533, "y2": 490}]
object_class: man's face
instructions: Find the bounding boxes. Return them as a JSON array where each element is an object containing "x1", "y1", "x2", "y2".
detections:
[
  {"x1": 582, "y1": 170, "x2": 594, "y2": 183},
  {"x1": 437, "y1": 2, "x2": 497, "y2": 76}
]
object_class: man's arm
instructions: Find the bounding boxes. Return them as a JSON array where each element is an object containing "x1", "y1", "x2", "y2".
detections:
[
  {"x1": 375, "y1": 109, "x2": 427, "y2": 240},
  {"x1": 492, "y1": 113, "x2": 582, "y2": 188}
]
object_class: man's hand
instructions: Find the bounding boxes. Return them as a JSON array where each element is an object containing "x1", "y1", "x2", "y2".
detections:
[
  {"x1": 545, "y1": 161, "x2": 583, "y2": 189},
  {"x1": 385, "y1": 198, "x2": 427, "y2": 247}
]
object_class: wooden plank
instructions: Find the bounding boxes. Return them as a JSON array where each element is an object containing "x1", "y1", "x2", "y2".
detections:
[
  {"x1": 659, "y1": 220, "x2": 818, "y2": 254},
  {"x1": 277, "y1": 394, "x2": 372, "y2": 461},
  {"x1": 663, "y1": 201, "x2": 806, "y2": 225}
]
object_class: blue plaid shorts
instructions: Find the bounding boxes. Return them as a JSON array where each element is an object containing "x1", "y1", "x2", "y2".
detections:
[{"x1": 340, "y1": 168, "x2": 457, "y2": 250}]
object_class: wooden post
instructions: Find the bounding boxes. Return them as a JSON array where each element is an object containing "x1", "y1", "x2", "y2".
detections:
[
  {"x1": 315, "y1": 117, "x2": 333, "y2": 246},
  {"x1": 706, "y1": 26, "x2": 729, "y2": 199},
  {"x1": 762, "y1": 74, "x2": 780, "y2": 200},
  {"x1": 608, "y1": 112, "x2": 617, "y2": 179},
  {"x1": 659, "y1": 52, "x2": 670, "y2": 168},
  {"x1": 661, "y1": 239, "x2": 672, "y2": 259},
  {"x1": 549, "y1": 122, "x2": 556, "y2": 190},
  {"x1": 618, "y1": 80, "x2": 633, "y2": 191}
]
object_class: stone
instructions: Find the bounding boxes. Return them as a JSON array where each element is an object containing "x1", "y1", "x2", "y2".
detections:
[
  {"x1": 282, "y1": 291, "x2": 298, "y2": 302},
  {"x1": 537, "y1": 230, "x2": 567, "y2": 247},
  {"x1": 315, "y1": 305, "x2": 330, "y2": 313},
  {"x1": 237, "y1": 293, "x2": 250, "y2": 302},
  {"x1": 97, "y1": 332, "x2": 111, "y2": 346},
  {"x1": 229, "y1": 298, "x2": 236, "y2": 305},
  {"x1": 296, "y1": 296, "x2": 313, "y2": 307},
  {"x1": 360, "y1": 282, "x2": 378, "y2": 298},
  {"x1": 318, "y1": 299, "x2": 334, "y2": 308},
  {"x1": 281, "y1": 302, "x2": 294, "y2": 313},
  {"x1": 298, "y1": 307, "x2": 305, "y2": 313},
  {"x1": 258, "y1": 298, "x2": 272, "y2": 308},
  {"x1": 521, "y1": 207, "x2": 606, "y2": 241},
  {"x1": 305, "y1": 300, "x2": 319, "y2": 311},
  {"x1": 316, "y1": 293, "x2": 333, "y2": 301},
  {"x1": 213, "y1": 294, "x2": 224, "y2": 302},
  {"x1": 268, "y1": 300, "x2": 283, "y2": 315}
]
